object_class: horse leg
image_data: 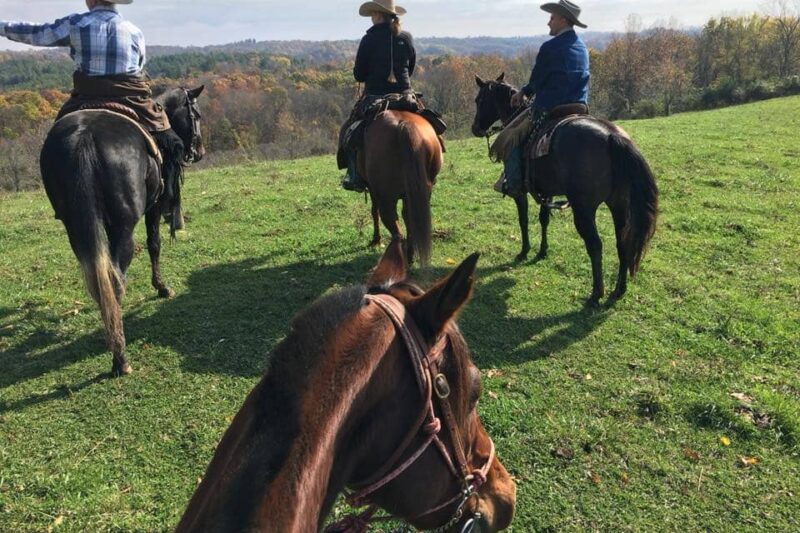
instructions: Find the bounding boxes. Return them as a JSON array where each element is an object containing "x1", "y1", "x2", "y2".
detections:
[
  {"x1": 401, "y1": 199, "x2": 414, "y2": 263},
  {"x1": 572, "y1": 205, "x2": 605, "y2": 306},
  {"x1": 105, "y1": 225, "x2": 134, "y2": 376},
  {"x1": 369, "y1": 197, "x2": 381, "y2": 247},
  {"x1": 608, "y1": 202, "x2": 629, "y2": 301},
  {"x1": 145, "y1": 207, "x2": 174, "y2": 299},
  {"x1": 514, "y1": 194, "x2": 531, "y2": 262},
  {"x1": 378, "y1": 199, "x2": 406, "y2": 261},
  {"x1": 535, "y1": 202, "x2": 550, "y2": 261}
]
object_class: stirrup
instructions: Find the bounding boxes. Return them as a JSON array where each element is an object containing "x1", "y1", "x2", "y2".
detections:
[
  {"x1": 341, "y1": 175, "x2": 366, "y2": 193},
  {"x1": 493, "y1": 173, "x2": 506, "y2": 194}
]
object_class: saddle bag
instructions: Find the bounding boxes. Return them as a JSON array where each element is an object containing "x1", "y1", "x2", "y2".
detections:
[{"x1": 419, "y1": 108, "x2": 447, "y2": 135}]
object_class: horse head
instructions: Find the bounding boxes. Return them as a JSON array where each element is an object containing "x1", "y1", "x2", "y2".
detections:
[
  {"x1": 347, "y1": 240, "x2": 517, "y2": 531},
  {"x1": 472, "y1": 73, "x2": 518, "y2": 138},
  {"x1": 176, "y1": 240, "x2": 516, "y2": 532},
  {"x1": 157, "y1": 85, "x2": 206, "y2": 164}
]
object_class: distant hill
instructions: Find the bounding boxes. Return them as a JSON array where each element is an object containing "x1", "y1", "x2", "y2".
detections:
[
  {"x1": 0, "y1": 33, "x2": 617, "y2": 90},
  {"x1": 148, "y1": 32, "x2": 615, "y2": 60}
]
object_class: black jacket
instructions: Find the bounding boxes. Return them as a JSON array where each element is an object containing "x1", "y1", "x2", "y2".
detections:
[{"x1": 353, "y1": 23, "x2": 416, "y2": 95}]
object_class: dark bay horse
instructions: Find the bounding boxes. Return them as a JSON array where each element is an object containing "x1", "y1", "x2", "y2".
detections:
[
  {"x1": 39, "y1": 86, "x2": 205, "y2": 376},
  {"x1": 360, "y1": 110, "x2": 443, "y2": 266},
  {"x1": 473, "y1": 74, "x2": 659, "y2": 305},
  {"x1": 176, "y1": 241, "x2": 516, "y2": 532}
]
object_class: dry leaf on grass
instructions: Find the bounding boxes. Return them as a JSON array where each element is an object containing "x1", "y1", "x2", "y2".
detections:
[
  {"x1": 486, "y1": 369, "x2": 504, "y2": 379},
  {"x1": 730, "y1": 392, "x2": 754, "y2": 404},
  {"x1": 552, "y1": 447, "x2": 574, "y2": 460},
  {"x1": 683, "y1": 447, "x2": 701, "y2": 462},
  {"x1": 587, "y1": 471, "x2": 602, "y2": 485},
  {"x1": 446, "y1": 258, "x2": 456, "y2": 265},
  {"x1": 739, "y1": 456, "x2": 759, "y2": 467},
  {"x1": 487, "y1": 391, "x2": 499, "y2": 400},
  {"x1": 719, "y1": 436, "x2": 731, "y2": 446}
]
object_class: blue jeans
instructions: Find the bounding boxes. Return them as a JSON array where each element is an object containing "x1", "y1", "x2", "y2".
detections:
[{"x1": 502, "y1": 107, "x2": 549, "y2": 196}]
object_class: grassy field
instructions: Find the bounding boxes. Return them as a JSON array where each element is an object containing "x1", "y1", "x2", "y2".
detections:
[{"x1": 1, "y1": 97, "x2": 799, "y2": 532}]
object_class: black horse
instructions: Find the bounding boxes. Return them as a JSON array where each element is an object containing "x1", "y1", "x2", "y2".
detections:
[
  {"x1": 40, "y1": 86, "x2": 205, "y2": 376},
  {"x1": 472, "y1": 74, "x2": 658, "y2": 305}
]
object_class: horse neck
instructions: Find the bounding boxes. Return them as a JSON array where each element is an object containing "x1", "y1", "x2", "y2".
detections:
[{"x1": 178, "y1": 313, "x2": 397, "y2": 532}]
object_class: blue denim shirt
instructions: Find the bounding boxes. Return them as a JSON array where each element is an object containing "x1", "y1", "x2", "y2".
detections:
[{"x1": 521, "y1": 29, "x2": 590, "y2": 110}]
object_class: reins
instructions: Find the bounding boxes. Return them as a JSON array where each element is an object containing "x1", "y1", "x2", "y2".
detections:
[
  {"x1": 481, "y1": 82, "x2": 525, "y2": 157},
  {"x1": 182, "y1": 89, "x2": 202, "y2": 165},
  {"x1": 325, "y1": 293, "x2": 494, "y2": 533}
]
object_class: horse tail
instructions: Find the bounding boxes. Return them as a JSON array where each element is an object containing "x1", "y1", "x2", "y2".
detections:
[
  {"x1": 609, "y1": 133, "x2": 659, "y2": 277},
  {"x1": 398, "y1": 120, "x2": 432, "y2": 266},
  {"x1": 70, "y1": 134, "x2": 126, "y2": 366}
]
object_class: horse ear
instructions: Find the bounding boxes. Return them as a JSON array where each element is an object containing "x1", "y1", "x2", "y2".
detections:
[
  {"x1": 496, "y1": 72, "x2": 505, "y2": 82},
  {"x1": 367, "y1": 239, "x2": 407, "y2": 287},
  {"x1": 475, "y1": 75, "x2": 486, "y2": 88},
  {"x1": 187, "y1": 85, "x2": 205, "y2": 99},
  {"x1": 409, "y1": 253, "x2": 479, "y2": 339}
]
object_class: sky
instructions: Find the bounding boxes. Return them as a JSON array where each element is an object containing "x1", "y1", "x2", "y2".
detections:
[{"x1": 0, "y1": 0, "x2": 766, "y2": 51}]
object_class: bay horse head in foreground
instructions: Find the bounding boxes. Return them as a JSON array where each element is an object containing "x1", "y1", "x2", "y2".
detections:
[{"x1": 177, "y1": 240, "x2": 516, "y2": 532}]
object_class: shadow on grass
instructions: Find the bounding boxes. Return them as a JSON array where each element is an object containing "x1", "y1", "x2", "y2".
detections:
[
  {"x1": 461, "y1": 275, "x2": 610, "y2": 367},
  {"x1": 1, "y1": 253, "x2": 609, "y2": 412},
  {"x1": 0, "y1": 252, "x2": 377, "y2": 395}
]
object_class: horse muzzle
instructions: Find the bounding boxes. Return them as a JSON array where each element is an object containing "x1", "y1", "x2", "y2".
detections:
[{"x1": 471, "y1": 123, "x2": 487, "y2": 138}]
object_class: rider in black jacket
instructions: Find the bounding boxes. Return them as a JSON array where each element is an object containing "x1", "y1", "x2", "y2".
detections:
[{"x1": 341, "y1": 0, "x2": 415, "y2": 192}]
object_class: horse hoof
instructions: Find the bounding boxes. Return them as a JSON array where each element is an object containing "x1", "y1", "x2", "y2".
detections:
[
  {"x1": 158, "y1": 287, "x2": 175, "y2": 299},
  {"x1": 584, "y1": 297, "x2": 601, "y2": 309},
  {"x1": 368, "y1": 239, "x2": 381, "y2": 248},
  {"x1": 608, "y1": 289, "x2": 626, "y2": 303},
  {"x1": 515, "y1": 252, "x2": 528, "y2": 263},
  {"x1": 533, "y1": 251, "x2": 548, "y2": 262},
  {"x1": 112, "y1": 362, "x2": 133, "y2": 377}
]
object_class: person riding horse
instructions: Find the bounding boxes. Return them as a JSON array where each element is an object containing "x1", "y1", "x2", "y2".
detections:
[
  {"x1": 0, "y1": 0, "x2": 185, "y2": 205},
  {"x1": 339, "y1": 0, "x2": 417, "y2": 193},
  {"x1": 493, "y1": 0, "x2": 590, "y2": 197}
]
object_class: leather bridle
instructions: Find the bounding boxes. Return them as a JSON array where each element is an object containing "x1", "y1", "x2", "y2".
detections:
[
  {"x1": 475, "y1": 82, "x2": 525, "y2": 156},
  {"x1": 183, "y1": 89, "x2": 203, "y2": 165},
  {"x1": 327, "y1": 293, "x2": 495, "y2": 532}
]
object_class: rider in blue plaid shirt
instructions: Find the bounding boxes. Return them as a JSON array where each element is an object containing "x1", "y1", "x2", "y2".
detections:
[
  {"x1": 0, "y1": 2, "x2": 145, "y2": 77},
  {"x1": 0, "y1": 0, "x2": 175, "y2": 136}
]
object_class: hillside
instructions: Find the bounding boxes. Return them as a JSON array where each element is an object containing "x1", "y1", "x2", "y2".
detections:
[{"x1": 0, "y1": 98, "x2": 798, "y2": 531}]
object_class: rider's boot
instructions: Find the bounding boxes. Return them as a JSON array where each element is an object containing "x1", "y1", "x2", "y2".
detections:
[
  {"x1": 341, "y1": 153, "x2": 367, "y2": 192},
  {"x1": 497, "y1": 145, "x2": 524, "y2": 197}
]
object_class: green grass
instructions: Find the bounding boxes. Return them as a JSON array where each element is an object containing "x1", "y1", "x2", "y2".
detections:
[{"x1": 1, "y1": 97, "x2": 799, "y2": 532}]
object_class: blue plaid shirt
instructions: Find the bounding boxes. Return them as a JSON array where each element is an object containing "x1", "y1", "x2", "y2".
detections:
[{"x1": 0, "y1": 7, "x2": 145, "y2": 77}]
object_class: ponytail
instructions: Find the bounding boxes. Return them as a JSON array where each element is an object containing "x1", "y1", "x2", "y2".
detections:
[
  {"x1": 390, "y1": 14, "x2": 401, "y2": 36},
  {"x1": 387, "y1": 14, "x2": 401, "y2": 83}
]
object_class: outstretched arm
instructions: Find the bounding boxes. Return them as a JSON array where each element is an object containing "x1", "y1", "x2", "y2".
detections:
[{"x1": 0, "y1": 16, "x2": 73, "y2": 47}]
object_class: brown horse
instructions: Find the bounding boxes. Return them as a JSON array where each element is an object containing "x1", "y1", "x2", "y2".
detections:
[
  {"x1": 176, "y1": 240, "x2": 515, "y2": 532},
  {"x1": 360, "y1": 111, "x2": 443, "y2": 266}
]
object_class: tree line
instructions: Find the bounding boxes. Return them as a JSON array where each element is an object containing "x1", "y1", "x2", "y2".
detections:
[{"x1": 2, "y1": 9, "x2": 800, "y2": 191}]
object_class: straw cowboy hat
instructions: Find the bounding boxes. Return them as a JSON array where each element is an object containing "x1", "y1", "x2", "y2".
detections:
[
  {"x1": 359, "y1": 0, "x2": 406, "y2": 17},
  {"x1": 541, "y1": 0, "x2": 588, "y2": 29}
]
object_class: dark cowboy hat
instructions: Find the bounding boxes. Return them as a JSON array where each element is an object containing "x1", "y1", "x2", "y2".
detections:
[{"x1": 541, "y1": 0, "x2": 588, "y2": 29}]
